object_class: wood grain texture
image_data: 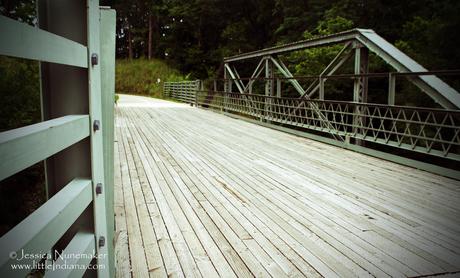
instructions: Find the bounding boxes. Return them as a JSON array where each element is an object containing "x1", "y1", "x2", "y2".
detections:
[{"x1": 114, "y1": 94, "x2": 460, "y2": 278}]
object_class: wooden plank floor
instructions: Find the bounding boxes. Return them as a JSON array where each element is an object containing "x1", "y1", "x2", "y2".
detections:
[{"x1": 114, "y1": 94, "x2": 460, "y2": 278}]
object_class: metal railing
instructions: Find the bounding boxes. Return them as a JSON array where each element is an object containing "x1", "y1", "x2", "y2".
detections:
[
  {"x1": 0, "y1": 2, "x2": 115, "y2": 277},
  {"x1": 197, "y1": 91, "x2": 460, "y2": 160},
  {"x1": 164, "y1": 80, "x2": 201, "y2": 103}
]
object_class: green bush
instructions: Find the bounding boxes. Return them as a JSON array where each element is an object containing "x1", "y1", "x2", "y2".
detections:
[
  {"x1": 115, "y1": 58, "x2": 185, "y2": 98},
  {"x1": 0, "y1": 56, "x2": 40, "y2": 132}
]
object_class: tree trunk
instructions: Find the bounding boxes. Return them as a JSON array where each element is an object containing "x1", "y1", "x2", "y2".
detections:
[
  {"x1": 198, "y1": 16, "x2": 202, "y2": 48},
  {"x1": 128, "y1": 27, "x2": 133, "y2": 59},
  {"x1": 153, "y1": 12, "x2": 160, "y2": 57},
  {"x1": 148, "y1": 14, "x2": 153, "y2": 59}
]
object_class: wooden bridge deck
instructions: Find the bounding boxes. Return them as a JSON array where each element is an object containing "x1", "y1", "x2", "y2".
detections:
[{"x1": 114, "y1": 94, "x2": 460, "y2": 278}]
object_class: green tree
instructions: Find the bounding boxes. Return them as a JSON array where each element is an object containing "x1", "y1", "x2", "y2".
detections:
[{"x1": 287, "y1": 13, "x2": 354, "y2": 76}]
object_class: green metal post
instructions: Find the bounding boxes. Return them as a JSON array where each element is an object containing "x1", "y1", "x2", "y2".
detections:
[
  {"x1": 38, "y1": 0, "x2": 91, "y2": 201},
  {"x1": 88, "y1": 1, "x2": 110, "y2": 276},
  {"x1": 353, "y1": 44, "x2": 369, "y2": 146},
  {"x1": 265, "y1": 57, "x2": 274, "y2": 121},
  {"x1": 223, "y1": 64, "x2": 228, "y2": 112},
  {"x1": 388, "y1": 73, "x2": 396, "y2": 105},
  {"x1": 319, "y1": 76, "x2": 325, "y2": 100},
  {"x1": 37, "y1": 1, "x2": 93, "y2": 266},
  {"x1": 276, "y1": 78, "x2": 281, "y2": 97},
  {"x1": 100, "y1": 7, "x2": 116, "y2": 278}
]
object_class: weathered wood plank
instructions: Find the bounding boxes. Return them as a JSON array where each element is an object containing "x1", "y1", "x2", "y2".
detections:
[
  {"x1": 114, "y1": 128, "x2": 131, "y2": 278},
  {"x1": 118, "y1": 116, "x2": 150, "y2": 278},
  {"x1": 122, "y1": 117, "x2": 168, "y2": 277},
  {"x1": 114, "y1": 94, "x2": 460, "y2": 278},
  {"x1": 130, "y1": 108, "x2": 321, "y2": 277},
  {"x1": 125, "y1": 114, "x2": 237, "y2": 277}
]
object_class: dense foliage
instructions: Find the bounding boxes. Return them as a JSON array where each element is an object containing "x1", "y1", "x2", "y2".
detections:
[
  {"x1": 109, "y1": 0, "x2": 460, "y2": 80},
  {"x1": 116, "y1": 58, "x2": 185, "y2": 97},
  {"x1": 0, "y1": 56, "x2": 45, "y2": 236},
  {"x1": 0, "y1": 57, "x2": 40, "y2": 131}
]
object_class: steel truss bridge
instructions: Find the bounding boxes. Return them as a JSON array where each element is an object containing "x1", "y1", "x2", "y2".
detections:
[
  {"x1": 116, "y1": 28, "x2": 460, "y2": 278},
  {"x1": 1, "y1": 10, "x2": 460, "y2": 276},
  {"x1": 165, "y1": 29, "x2": 460, "y2": 179}
]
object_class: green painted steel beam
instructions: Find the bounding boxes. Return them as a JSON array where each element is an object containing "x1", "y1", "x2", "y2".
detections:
[
  {"x1": 224, "y1": 64, "x2": 245, "y2": 93},
  {"x1": 356, "y1": 29, "x2": 460, "y2": 109},
  {"x1": 269, "y1": 57, "x2": 305, "y2": 96},
  {"x1": 100, "y1": 7, "x2": 116, "y2": 278},
  {"x1": 0, "y1": 178, "x2": 93, "y2": 277},
  {"x1": 0, "y1": 115, "x2": 90, "y2": 181},
  {"x1": 224, "y1": 29, "x2": 358, "y2": 62},
  {"x1": 87, "y1": 1, "x2": 110, "y2": 277},
  {"x1": 0, "y1": 15, "x2": 88, "y2": 68},
  {"x1": 225, "y1": 28, "x2": 460, "y2": 109},
  {"x1": 45, "y1": 231, "x2": 95, "y2": 278},
  {"x1": 388, "y1": 73, "x2": 396, "y2": 105}
]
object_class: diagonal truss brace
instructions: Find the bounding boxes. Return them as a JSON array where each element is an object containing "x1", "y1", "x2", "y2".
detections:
[
  {"x1": 273, "y1": 43, "x2": 353, "y2": 128},
  {"x1": 269, "y1": 57, "x2": 306, "y2": 96},
  {"x1": 304, "y1": 42, "x2": 354, "y2": 98},
  {"x1": 224, "y1": 63, "x2": 262, "y2": 114},
  {"x1": 224, "y1": 63, "x2": 245, "y2": 93},
  {"x1": 267, "y1": 56, "x2": 344, "y2": 141}
]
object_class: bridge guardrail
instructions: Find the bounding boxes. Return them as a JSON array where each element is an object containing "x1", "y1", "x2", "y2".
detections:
[
  {"x1": 164, "y1": 80, "x2": 201, "y2": 103},
  {"x1": 198, "y1": 90, "x2": 460, "y2": 161},
  {"x1": 0, "y1": 3, "x2": 115, "y2": 277}
]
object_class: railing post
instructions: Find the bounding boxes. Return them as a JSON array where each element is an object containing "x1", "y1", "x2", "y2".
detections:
[
  {"x1": 224, "y1": 64, "x2": 229, "y2": 112},
  {"x1": 276, "y1": 78, "x2": 281, "y2": 97},
  {"x1": 388, "y1": 73, "x2": 396, "y2": 105},
  {"x1": 353, "y1": 44, "x2": 369, "y2": 146},
  {"x1": 195, "y1": 80, "x2": 199, "y2": 107},
  {"x1": 319, "y1": 76, "x2": 324, "y2": 100},
  {"x1": 88, "y1": 1, "x2": 110, "y2": 277},
  {"x1": 100, "y1": 7, "x2": 116, "y2": 277},
  {"x1": 265, "y1": 57, "x2": 274, "y2": 121},
  {"x1": 37, "y1": 1, "x2": 96, "y2": 271},
  {"x1": 0, "y1": 2, "x2": 115, "y2": 276}
]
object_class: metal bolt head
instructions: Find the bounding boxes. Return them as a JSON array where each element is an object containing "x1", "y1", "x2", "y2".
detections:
[
  {"x1": 93, "y1": 120, "x2": 100, "y2": 132},
  {"x1": 98, "y1": 236, "x2": 105, "y2": 247},
  {"x1": 91, "y1": 53, "x2": 98, "y2": 66},
  {"x1": 96, "y1": 183, "x2": 103, "y2": 195}
]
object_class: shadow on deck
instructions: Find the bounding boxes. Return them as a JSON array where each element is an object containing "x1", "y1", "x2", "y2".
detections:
[{"x1": 114, "y1": 94, "x2": 460, "y2": 278}]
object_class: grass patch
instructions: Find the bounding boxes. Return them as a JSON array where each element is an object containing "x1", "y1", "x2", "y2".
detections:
[{"x1": 116, "y1": 58, "x2": 186, "y2": 98}]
